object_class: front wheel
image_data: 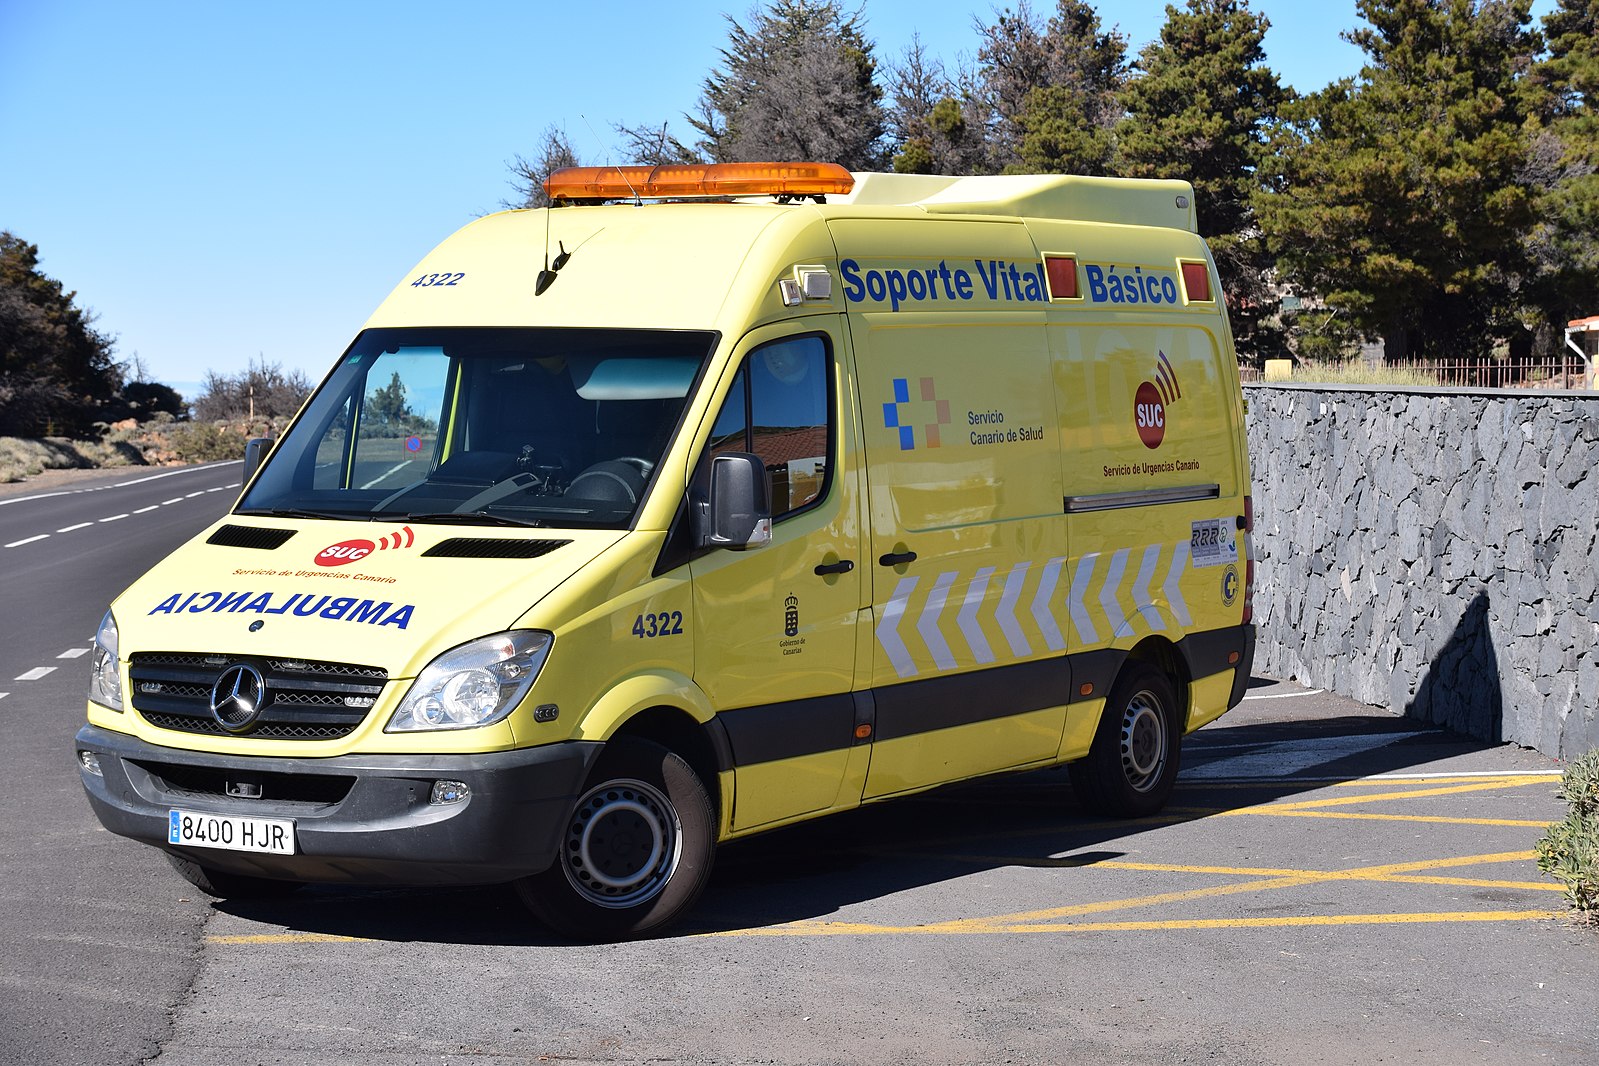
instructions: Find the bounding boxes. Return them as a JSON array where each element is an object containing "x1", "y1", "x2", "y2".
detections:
[
  {"x1": 1070, "y1": 662, "x2": 1182, "y2": 818},
  {"x1": 515, "y1": 737, "x2": 715, "y2": 941}
]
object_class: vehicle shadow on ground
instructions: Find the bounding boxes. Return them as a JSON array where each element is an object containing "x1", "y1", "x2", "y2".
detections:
[{"x1": 214, "y1": 679, "x2": 1514, "y2": 946}]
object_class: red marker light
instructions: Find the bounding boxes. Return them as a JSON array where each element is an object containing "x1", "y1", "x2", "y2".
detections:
[
  {"x1": 1045, "y1": 256, "x2": 1078, "y2": 299},
  {"x1": 1180, "y1": 261, "x2": 1211, "y2": 302}
]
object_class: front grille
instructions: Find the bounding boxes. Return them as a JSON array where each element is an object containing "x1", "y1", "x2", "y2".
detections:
[
  {"x1": 130, "y1": 653, "x2": 388, "y2": 741},
  {"x1": 130, "y1": 759, "x2": 355, "y2": 805}
]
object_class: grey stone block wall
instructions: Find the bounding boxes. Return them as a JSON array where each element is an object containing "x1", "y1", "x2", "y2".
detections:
[{"x1": 1245, "y1": 383, "x2": 1599, "y2": 759}]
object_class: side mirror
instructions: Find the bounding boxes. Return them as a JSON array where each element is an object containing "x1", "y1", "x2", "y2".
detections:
[
  {"x1": 703, "y1": 452, "x2": 772, "y2": 550},
  {"x1": 242, "y1": 437, "x2": 274, "y2": 487}
]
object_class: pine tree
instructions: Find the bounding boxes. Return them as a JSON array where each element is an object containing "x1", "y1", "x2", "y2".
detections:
[
  {"x1": 885, "y1": 37, "x2": 987, "y2": 175},
  {"x1": 1523, "y1": 0, "x2": 1599, "y2": 333},
  {"x1": 1257, "y1": 0, "x2": 1541, "y2": 361},
  {"x1": 1116, "y1": 0, "x2": 1286, "y2": 358},
  {"x1": 505, "y1": 126, "x2": 579, "y2": 209},
  {"x1": 691, "y1": 0, "x2": 886, "y2": 170},
  {"x1": 973, "y1": 1, "x2": 1130, "y2": 174},
  {"x1": 0, "y1": 232, "x2": 120, "y2": 436}
]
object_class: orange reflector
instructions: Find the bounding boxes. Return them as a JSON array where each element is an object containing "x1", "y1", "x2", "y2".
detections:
[
  {"x1": 1045, "y1": 256, "x2": 1078, "y2": 299},
  {"x1": 1079, "y1": 683, "x2": 1095, "y2": 697},
  {"x1": 1228, "y1": 651, "x2": 1241, "y2": 665},
  {"x1": 545, "y1": 162, "x2": 855, "y2": 202},
  {"x1": 854, "y1": 723, "x2": 873, "y2": 740},
  {"x1": 1180, "y1": 261, "x2": 1212, "y2": 302}
]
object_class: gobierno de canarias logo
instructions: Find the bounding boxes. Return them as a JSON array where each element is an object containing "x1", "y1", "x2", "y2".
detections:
[
  {"x1": 315, "y1": 526, "x2": 415, "y2": 567},
  {"x1": 1134, "y1": 351, "x2": 1182, "y2": 449}
]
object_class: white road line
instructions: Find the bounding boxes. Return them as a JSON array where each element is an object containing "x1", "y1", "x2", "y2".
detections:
[
  {"x1": 361, "y1": 462, "x2": 412, "y2": 490},
  {"x1": 133, "y1": 505, "x2": 160, "y2": 514},
  {"x1": 99, "y1": 514, "x2": 129, "y2": 522},
  {"x1": 57, "y1": 522, "x2": 92, "y2": 532},
  {"x1": 0, "y1": 461, "x2": 242, "y2": 507},
  {"x1": 184, "y1": 491, "x2": 205, "y2": 498},
  {"x1": 1243, "y1": 688, "x2": 1326, "y2": 700},
  {"x1": 4, "y1": 534, "x2": 50, "y2": 547},
  {"x1": 57, "y1": 648, "x2": 90, "y2": 659},
  {"x1": 0, "y1": 692, "x2": 8, "y2": 702},
  {"x1": 1184, "y1": 731, "x2": 1431, "y2": 780},
  {"x1": 162, "y1": 498, "x2": 184, "y2": 505},
  {"x1": 205, "y1": 486, "x2": 228, "y2": 493},
  {"x1": 15, "y1": 667, "x2": 56, "y2": 682}
]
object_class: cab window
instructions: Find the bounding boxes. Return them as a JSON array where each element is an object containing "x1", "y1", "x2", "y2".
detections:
[{"x1": 707, "y1": 335, "x2": 831, "y2": 520}]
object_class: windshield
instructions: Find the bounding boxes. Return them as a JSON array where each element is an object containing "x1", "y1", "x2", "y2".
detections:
[{"x1": 239, "y1": 327, "x2": 716, "y2": 529}]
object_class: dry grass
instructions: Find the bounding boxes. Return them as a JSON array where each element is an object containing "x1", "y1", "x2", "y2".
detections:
[
  {"x1": 0, "y1": 437, "x2": 141, "y2": 483},
  {"x1": 1281, "y1": 361, "x2": 1441, "y2": 387}
]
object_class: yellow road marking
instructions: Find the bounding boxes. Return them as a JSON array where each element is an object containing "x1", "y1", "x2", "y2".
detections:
[
  {"x1": 825, "y1": 851, "x2": 1545, "y2": 935},
  {"x1": 1332, "y1": 774, "x2": 1560, "y2": 786},
  {"x1": 705, "y1": 910, "x2": 1555, "y2": 937},
  {"x1": 1217, "y1": 777, "x2": 1555, "y2": 816},
  {"x1": 208, "y1": 777, "x2": 1562, "y2": 946},
  {"x1": 1244, "y1": 810, "x2": 1548, "y2": 827},
  {"x1": 208, "y1": 933, "x2": 373, "y2": 944},
  {"x1": 896, "y1": 855, "x2": 1559, "y2": 892}
]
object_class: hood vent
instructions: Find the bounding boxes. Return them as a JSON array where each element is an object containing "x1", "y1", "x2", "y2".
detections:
[
  {"x1": 207, "y1": 525, "x2": 297, "y2": 550},
  {"x1": 421, "y1": 538, "x2": 572, "y2": 560}
]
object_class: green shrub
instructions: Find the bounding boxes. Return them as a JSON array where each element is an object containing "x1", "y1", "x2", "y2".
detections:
[
  {"x1": 161, "y1": 422, "x2": 250, "y2": 464},
  {"x1": 1535, "y1": 748, "x2": 1599, "y2": 918}
]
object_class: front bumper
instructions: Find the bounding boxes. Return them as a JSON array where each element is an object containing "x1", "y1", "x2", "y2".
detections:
[{"x1": 75, "y1": 724, "x2": 600, "y2": 886}]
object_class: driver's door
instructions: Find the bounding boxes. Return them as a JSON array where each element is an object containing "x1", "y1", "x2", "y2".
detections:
[{"x1": 688, "y1": 326, "x2": 868, "y2": 831}]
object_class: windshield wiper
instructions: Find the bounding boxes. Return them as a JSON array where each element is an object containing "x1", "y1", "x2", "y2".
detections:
[
  {"x1": 402, "y1": 511, "x2": 546, "y2": 528},
  {"x1": 236, "y1": 507, "x2": 353, "y2": 521}
]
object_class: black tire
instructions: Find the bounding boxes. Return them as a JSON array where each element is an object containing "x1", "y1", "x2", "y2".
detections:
[
  {"x1": 515, "y1": 736, "x2": 715, "y2": 941},
  {"x1": 164, "y1": 852, "x2": 304, "y2": 899},
  {"x1": 1070, "y1": 661, "x2": 1182, "y2": 818}
]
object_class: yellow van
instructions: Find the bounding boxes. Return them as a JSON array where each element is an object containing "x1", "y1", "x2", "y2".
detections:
[{"x1": 77, "y1": 163, "x2": 1255, "y2": 939}]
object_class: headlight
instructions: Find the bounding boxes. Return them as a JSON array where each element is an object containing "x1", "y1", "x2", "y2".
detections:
[
  {"x1": 89, "y1": 609, "x2": 122, "y2": 711},
  {"x1": 387, "y1": 631, "x2": 552, "y2": 732}
]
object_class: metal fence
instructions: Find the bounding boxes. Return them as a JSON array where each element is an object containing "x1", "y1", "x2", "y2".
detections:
[{"x1": 1240, "y1": 354, "x2": 1594, "y2": 390}]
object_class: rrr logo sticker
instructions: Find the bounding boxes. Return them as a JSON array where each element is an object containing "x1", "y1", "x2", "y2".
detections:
[
  {"x1": 315, "y1": 526, "x2": 415, "y2": 567},
  {"x1": 1134, "y1": 351, "x2": 1182, "y2": 449}
]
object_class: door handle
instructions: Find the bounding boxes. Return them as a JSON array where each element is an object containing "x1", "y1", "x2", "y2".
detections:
[
  {"x1": 878, "y1": 550, "x2": 917, "y2": 567},
  {"x1": 813, "y1": 559, "x2": 855, "y2": 576}
]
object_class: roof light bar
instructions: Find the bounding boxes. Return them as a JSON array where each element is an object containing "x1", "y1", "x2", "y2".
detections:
[{"x1": 544, "y1": 162, "x2": 855, "y2": 202}]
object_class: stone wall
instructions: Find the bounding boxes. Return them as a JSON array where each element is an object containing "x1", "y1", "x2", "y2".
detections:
[{"x1": 1245, "y1": 383, "x2": 1599, "y2": 759}]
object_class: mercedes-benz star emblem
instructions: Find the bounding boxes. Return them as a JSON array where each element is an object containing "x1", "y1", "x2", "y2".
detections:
[{"x1": 210, "y1": 664, "x2": 267, "y2": 734}]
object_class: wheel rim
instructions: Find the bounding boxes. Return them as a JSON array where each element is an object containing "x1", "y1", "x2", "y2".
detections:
[
  {"x1": 561, "y1": 778, "x2": 681, "y2": 909},
  {"x1": 1119, "y1": 691, "x2": 1168, "y2": 793}
]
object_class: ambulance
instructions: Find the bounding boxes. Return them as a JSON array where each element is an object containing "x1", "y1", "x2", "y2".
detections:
[{"x1": 76, "y1": 162, "x2": 1255, "y2": 939}]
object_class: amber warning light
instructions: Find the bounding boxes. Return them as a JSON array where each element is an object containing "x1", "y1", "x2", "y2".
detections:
[{"x1": 544, "y1": 162, "x2": 855, "y2": 202}]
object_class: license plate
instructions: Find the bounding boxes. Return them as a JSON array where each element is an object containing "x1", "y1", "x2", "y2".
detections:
[{"x1": 168, "y1": 809, "x2": 295, "y2": 855}]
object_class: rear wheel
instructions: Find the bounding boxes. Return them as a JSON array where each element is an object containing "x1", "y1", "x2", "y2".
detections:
[
  {"x1": 1070, "y1": 662, "x2": 1182, "y2": 818},
  {"x1": 515, "y1": 736, "x2": 715, "y2": 941},
  {"x1": 164, "y1": 852, "x2": 304, "y2": 898}
]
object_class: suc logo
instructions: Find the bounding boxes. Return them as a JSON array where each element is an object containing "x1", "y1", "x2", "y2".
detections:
[
  {"x1": 1134, "y1": 351, "x2": 1182, "y2": 449},
  {"x1": 314, "y1": 526, "x2": 415, "y2": 567},
  {"x1": 315, "y1": 539, "x2": 374, "y2": 566}
]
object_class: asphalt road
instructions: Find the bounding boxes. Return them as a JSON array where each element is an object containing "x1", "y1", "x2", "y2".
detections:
[
  {"x1": 0, "y1": 463, "x2": 242, "y2": 1066},
  {"x1": 2, "y1": 464, "x2": 1595, "y2": 1065}
]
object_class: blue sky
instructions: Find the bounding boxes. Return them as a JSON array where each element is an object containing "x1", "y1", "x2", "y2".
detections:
[{"x1": 0, "y1": 0, "x2": 1557, "y2": 397}]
